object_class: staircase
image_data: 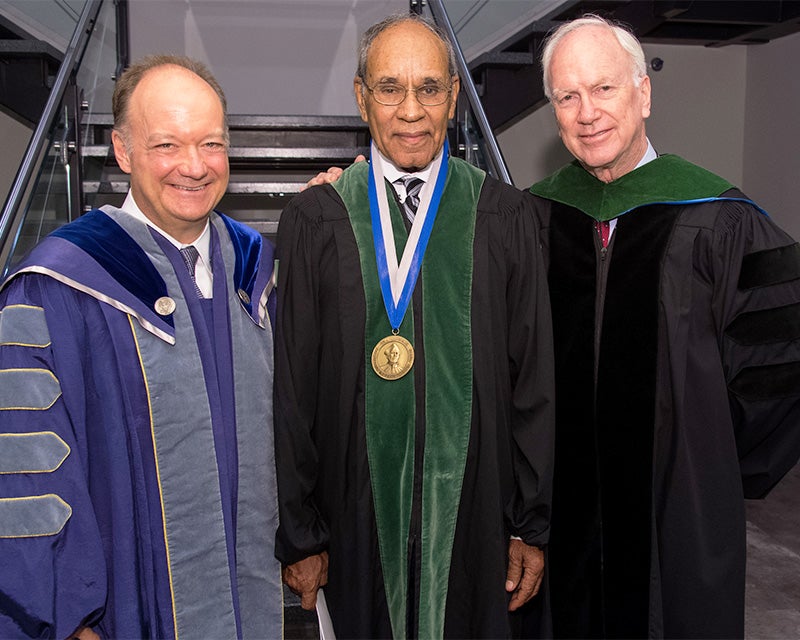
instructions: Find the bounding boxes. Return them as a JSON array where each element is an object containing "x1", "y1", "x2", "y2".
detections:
[{"x1": 81, "y1": 113, "x2": 371, "y2": 239}]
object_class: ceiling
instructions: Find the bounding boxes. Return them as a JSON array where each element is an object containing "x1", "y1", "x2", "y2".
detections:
[
  {"x1": 450, "y1": 0, "x2": 800, "y2": 54},
  {"x1": 3, "y1": 0, "x2": 800, "y2": 126},
  {"x1": 542, "y1": 0, "x2": 800, "y2": 46}
]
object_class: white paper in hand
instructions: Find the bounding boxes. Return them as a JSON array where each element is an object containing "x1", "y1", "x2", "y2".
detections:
[{"x1": 316, "y1": 588, "x2": 336, "y2": 640}]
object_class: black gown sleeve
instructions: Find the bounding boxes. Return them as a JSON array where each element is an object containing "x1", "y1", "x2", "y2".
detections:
[
  {"x1": 714, "y1": 197, "x2": 800, "y2": 498},
  {"x1": 273, "y1": 188, "x2": 331, "y2": 564},
  {"x1": 490, "y1": 186, "x2": 555, "y2": 546}
]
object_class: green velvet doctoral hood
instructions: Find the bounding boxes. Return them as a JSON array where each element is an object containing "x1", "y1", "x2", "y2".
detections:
[{"x1": 530, "y1": 154, "x2": 735, "y2": 221}]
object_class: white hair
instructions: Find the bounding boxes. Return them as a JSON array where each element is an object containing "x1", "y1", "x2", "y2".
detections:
[{"x1": 541, "y1": 14, "x2": 648, "y2": 100}]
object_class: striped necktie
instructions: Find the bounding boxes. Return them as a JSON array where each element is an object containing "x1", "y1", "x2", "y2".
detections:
[
  {"x1": 179, "y1": 245, "x2": 204, "y2": 298},
  {"x1": 395, "y1": 176, "x2": 425, "y2": 223}
]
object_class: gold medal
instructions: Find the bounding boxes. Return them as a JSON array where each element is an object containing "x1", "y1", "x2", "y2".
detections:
[{"x1": 371, "y1": 335, "x2": 414, "y2": 381}]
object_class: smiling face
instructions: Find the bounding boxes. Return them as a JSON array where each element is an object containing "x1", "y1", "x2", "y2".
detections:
[
  {"x1": 549, "y1": 25, "x2": 651, "y2": 183},
  {"x1": 354, "y1": 21, "x2": 459, "y2": 172},
  {"x1": 112, "y1": 64, "x2": 229, "y2": 243}
]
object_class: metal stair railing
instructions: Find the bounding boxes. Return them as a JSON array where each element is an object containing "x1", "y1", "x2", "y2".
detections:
[
  {"x1": 425, "y1": 0, "x2": 512, "y2": 184},
  {"x1": 0, "y1": 0, "x2": 103, "y2": 277}
]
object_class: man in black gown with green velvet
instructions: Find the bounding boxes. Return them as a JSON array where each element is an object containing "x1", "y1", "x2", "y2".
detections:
[
  {"x1": 273, "y1": 13, "x2": 555, "y2": 639},
  {"x1": 530, "y1": 15, "x2": 800, "y2": 639}
]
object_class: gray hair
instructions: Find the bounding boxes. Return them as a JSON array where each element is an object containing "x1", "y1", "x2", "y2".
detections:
[
  {"x1": 541, "y1": 14, "x2": 647, "y2": 100},
  {"x1": 356, "y1": 12, "x2": 458, "y2": 82}
]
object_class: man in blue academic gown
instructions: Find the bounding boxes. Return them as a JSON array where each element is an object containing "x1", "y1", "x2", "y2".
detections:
[{"x1": 0, "y1": 55, "x2": 282, "y2": 639}]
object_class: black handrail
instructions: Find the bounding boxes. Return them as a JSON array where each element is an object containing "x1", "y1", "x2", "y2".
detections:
[
  {"x1": 0, "y1": 0, "x2": 103, "y2": 273},
  {"x1": 426, "y1": 0, "x2": 512, "y2": 184},
  {"x1": 114, "y1": 0, "x2": 129, "y2": 81}
]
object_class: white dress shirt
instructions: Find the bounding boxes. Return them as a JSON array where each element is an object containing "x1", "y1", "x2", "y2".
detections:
[
  {"x1": 374, "y1": 146, "x2": 442, "y2": 204},
  {"x1": 606, "y1": 139, "x2": 658, "y2": 239},
  {"x1": 120, "y1": 191, "x2": 213, "y2": 298}
]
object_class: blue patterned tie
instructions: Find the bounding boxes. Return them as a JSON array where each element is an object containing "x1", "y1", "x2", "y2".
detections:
[
  {"x1": 179, "y1": 245, "x2": 204, "y2": 298},
  {"x1": 396, "y1": 176, "x2": 425, "y2": 223}
]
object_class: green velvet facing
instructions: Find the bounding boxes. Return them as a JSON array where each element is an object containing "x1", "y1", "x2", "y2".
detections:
[
  {"x1": 335, "y1": 162, "x2": 415, "y2": 639},
  {"x1": 334, "y1": 157, "x2": 483, "y2": 638},
  {"x1": 418, "y1": 158, "x2": 482, "y2": 639},
  {"x1": 530, "y1": 154, "x2": 734, "y2": 221}
]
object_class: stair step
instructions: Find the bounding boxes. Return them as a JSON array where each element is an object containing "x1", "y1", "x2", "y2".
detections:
[
  {"x1": 83, "y1": 181, "x2": 306, "y2": 196},
  {"x1": 81, "y1": 145, "x2": 367, "y2": 162},
  {"x1": 83, "y1": 113, "x2": 368, "y2": 130}
]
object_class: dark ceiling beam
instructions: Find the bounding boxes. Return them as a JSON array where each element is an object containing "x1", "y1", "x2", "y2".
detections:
[
  {"x1": 469, "y1": 57, "x2": 545, "y2": 132},
  {"x1": 656, "y1": 0, "x2": 784, "y2": 25},
  {"x1": 0, "y1": 40, "x2": 63, "y2": 125},
  {"x1": 467, "y1": 21, "x2": 560, "y2": 131}
]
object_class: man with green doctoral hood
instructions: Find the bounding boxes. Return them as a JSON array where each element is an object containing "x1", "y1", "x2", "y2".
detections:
[
  {"x1": 274, "y1": 12, "x2": 554, "y2": 640},
  {"x1": 528, "y1": 14, "x2": 800, "y2": 639}
]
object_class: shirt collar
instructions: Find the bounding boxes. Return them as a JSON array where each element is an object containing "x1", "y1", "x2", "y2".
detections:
[
  {"x1": 635, "y1": 138, "x2": 658, "y2": 170},
  {"x1": 120, "y1": 190, "x2": 211, "y2": 266},
  {"x1": 373, "y1": 146, "x2": 443, "y2": 185}
]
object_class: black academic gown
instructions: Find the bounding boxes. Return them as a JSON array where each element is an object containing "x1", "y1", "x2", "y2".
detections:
[
  {"x1": 534, "y1": 185, "x2": 800, "y2": 639},
  {"x1": 274, "y1": 166, "x2": 554, "y2": 639}
]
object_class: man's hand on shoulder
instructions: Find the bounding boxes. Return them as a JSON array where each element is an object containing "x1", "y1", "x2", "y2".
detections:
[
  {"x1": 505, "y1": 538, "x2": 544, "y2": 611},
  {"x1": 282, "y1": 551, "x2": 329, "y2": 610},
  {"x1": 301, "y1": 155, "x2": 367, "y2": 191}
]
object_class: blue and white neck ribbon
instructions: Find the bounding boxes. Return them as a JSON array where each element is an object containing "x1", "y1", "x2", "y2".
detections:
[{"x1": 368, "y1": 140, "x2": 449, "y2": 331}]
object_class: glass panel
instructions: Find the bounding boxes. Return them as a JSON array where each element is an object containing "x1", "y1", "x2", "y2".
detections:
[
  {"x1": 425, "y1": 0, "x2": 511, "y2": 181},
  {"x1": 1, "y1": 0, "x2": 111, "y2": 275},
  {"x1": 431, "y1": 0, "x2": 565, "y2": 179},
  {"x1": 77, "y1": 0, "x2": 122, "y2": 213},
  {"x1": 0, "y1": 1, "x2": 86, "y2": 51},
  {"x1": 4, "y1": 112, "x2": 71, "y2": 273},
  {"x1": 442, "y1": 0, "x2": 560, "y2": 59}
]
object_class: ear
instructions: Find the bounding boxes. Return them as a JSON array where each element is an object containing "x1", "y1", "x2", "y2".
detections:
[
  {"x1": 111, "y1": 130, "x2": 132, "y2": 174},
  {"x1": 448, "y1": 75, "x2": 461, "y2": 119},
  {"x1": 354, "y1": 79, "x2": 369, "y2": 123},
  {"x1": 640, "y1": 75, "x2": 652, "y2": 119}
]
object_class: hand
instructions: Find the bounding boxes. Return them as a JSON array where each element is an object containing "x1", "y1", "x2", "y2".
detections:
[
  {"x1": 505, "y1": 538, "x2": 544, "y2": 611},
  {"x1": 282, "y1": 551, "x2": 329, "y2": 610},
  {"x1": 301, "y1": 155, "x2": 367, "y2": 190}
]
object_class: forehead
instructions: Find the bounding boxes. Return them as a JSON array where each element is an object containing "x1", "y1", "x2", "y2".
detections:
[
  {"x1": 366, "y1": 22, "x2": 449, "y2": 80},
  {"x1": 131, "y1": 66, "x2": 223, "y2": 118},
  {"x1": 550, "y1": 26, "x2": 631, "y2": 87}
]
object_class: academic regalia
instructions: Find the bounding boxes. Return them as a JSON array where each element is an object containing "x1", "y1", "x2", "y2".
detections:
[
  {"x1": 528, "y1": 155, "x2": 800, "y2": 639},
  {"x1": 274, "y1": 158, "x2": 554, "y2": 639},
  {"x1": 0, "y1": 206, "x2": 282, "y2": 639}
]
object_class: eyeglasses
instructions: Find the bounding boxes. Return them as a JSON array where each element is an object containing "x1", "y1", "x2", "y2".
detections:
[{"x1": 362, "y1": 81, "x2": 453, "y2": 107}]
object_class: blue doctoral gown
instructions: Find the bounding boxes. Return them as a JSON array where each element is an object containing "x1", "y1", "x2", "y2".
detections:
[{"x1": 0, "y1": 206, "x2": 282, "y2": 639}]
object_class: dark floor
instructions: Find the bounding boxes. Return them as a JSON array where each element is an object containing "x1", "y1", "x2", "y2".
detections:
[
  {"x1": 284, "y1": 589, "x2": 318, "y2": 640},
  {"x1": 745, "y1": 461, "x2": 800, "y2": 639},
  {"x1": 284, "y1": 463, "x2": 800, "y2": 639}
]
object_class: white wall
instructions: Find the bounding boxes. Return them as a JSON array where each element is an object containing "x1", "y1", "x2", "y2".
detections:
[
  {"x1": 497, "y1": 35, "x2": 800, "y2": 240},
  {"x1": 642, "y1": 43, "x2": 747, "y2": 186},
  {"x1": 128, "y1": 0, "x2": 404, "y2": 116},
  {"x1": 498, "y1": 43, "x2": 748, "y2": 190},
  {"x1": 743, "y1": 31, "x2": 800, "y2": 238}
]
